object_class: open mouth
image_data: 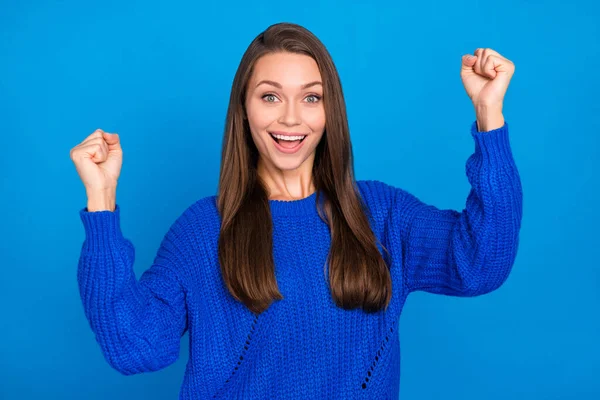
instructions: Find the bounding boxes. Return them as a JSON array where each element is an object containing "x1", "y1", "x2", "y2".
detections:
[{"x1": 269, "y1": 132, "x2": 307, "y2": 149}]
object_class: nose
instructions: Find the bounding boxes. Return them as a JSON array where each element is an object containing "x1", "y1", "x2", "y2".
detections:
[{"x1": 278, "y1": 101, "x2": 301, "y2": 126}]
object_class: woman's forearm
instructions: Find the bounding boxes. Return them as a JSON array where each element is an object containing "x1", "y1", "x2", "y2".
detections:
[{"x1": 475, "y1": 104, "x2": 505, "y2": 132}]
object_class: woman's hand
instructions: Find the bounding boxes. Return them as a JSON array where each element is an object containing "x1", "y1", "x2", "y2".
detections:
[
  {"x1": 70, "y1": 129, "x2": 123, "y2": 211},
  {"x1": 461, "y1": 48, "x2": 515, "y2": 108},
  {"x1": 461, "y1": 48, "x2": 515, "y2": 131}
]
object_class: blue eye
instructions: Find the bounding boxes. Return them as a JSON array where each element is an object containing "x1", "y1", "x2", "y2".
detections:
[
  {"x1": 263, "y1": 94, "x2": 278, "y2": 103},
  {"x1": 261, "y1": 93, "x2": 322, "y2": 103}
]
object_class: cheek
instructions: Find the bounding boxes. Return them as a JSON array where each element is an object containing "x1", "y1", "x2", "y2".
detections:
[
  {"x1": 247, "y1": 99, "x2": 280, "y2": 126},
  {"x1": 246, "y1": 111, "x2": 270, "y2": 147},
  {"x1": 306, "y1": 108, "x2": 326, "y2": 132},
  {"x1": 247, "y1": 109, "x2": 272, "y2": 130}
]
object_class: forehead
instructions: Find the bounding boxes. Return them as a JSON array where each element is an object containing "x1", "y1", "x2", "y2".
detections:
[{"x1": 250, "y1": 52, "x2": 322, "y2": 87}]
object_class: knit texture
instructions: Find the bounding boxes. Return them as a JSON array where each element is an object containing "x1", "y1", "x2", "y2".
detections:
[{"x1": 77, "y1": 120, "x2": 522, "y2": 399}]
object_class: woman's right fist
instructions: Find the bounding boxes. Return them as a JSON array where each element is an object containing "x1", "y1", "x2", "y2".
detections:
[{"x1": 70, "y1": 129, "x2": 123, "y2": 192}]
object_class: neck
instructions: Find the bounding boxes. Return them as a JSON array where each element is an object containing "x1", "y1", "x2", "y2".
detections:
[{"x1": 257, "y1": 157, "x2": 316, "y2": 201}]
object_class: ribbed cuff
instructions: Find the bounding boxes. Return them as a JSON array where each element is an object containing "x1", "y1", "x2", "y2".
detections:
[
  {"x1": 79, "y1": 203, "x2": 125, "y2": 248},
  {"x1": 470, "y1": 120, "x2": 514, "y2": 168}
]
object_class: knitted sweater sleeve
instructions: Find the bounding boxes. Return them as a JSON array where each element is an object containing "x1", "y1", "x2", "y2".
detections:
[
  {"x1": 77, "y1": 204, "x2": 189, "y2": 375},
  {"x1": 395, "y1": 121, "x2": 523, "y2": 296}
]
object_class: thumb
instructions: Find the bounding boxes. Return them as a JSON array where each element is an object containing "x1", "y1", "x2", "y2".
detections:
[
  {"x1": 103, "y1": 132, "x2": 122, "y2": 150},
  {"x1": 461, "y1": 54, "x2": 477, "y2": 69},
  {"x1": 103, "y1": 132, "x2": 120, "y2": 144}
]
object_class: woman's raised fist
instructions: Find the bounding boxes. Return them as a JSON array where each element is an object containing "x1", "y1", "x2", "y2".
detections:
[{"x1": 70, "y1": 129, "x2": 123, "y2": 192}]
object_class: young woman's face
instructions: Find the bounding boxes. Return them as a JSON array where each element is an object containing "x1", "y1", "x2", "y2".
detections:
[{"x1": 245, "y1": 52, "x2": 326, "y2": 173}]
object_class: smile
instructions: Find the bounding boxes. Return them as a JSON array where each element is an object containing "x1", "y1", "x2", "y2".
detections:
[{"x1": 268, "y1": 132, "x2": 307, "y2": 154}]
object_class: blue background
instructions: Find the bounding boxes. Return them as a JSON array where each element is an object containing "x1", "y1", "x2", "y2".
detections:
[{"x1": 1, "y1": 0, "x2": 598, "y2": 399}]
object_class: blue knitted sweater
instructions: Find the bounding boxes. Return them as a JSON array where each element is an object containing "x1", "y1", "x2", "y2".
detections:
[{"x1": 77, "y1": 121, "x2": 522, "y2": 399}]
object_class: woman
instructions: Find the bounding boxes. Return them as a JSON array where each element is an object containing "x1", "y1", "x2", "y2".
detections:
[{"x1": 70, "y1": 22, "x2": 522, "y2": 399}]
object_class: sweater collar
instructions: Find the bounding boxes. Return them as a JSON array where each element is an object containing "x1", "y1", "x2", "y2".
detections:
[{"x1": 268, "y1": 190, "x2": 321, "y2": 217}]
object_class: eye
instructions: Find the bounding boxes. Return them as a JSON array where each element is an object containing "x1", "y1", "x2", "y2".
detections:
[
  {"x1": 262, "y1": 94, "x2": 280, "y2": 103},
  {"x1": 305, "y1": 95, "x2": 322, "y2": 103}
]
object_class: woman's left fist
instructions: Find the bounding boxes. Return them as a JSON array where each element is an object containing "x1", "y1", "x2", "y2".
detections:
[{"x1": 461, "y1": 48, "x2": 515, "y2": 109}]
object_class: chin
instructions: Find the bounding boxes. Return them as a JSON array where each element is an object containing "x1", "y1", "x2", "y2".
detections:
[{"x1": 270, "y1": 156, "x2": 308, "y2": 172}]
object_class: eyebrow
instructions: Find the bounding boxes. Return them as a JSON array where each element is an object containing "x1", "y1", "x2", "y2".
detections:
[{"x1": 255, "y1": 80, "x2": 322, "y2": 90}]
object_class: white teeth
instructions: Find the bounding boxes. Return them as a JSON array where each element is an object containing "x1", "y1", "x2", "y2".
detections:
[{"x1": 272, "y1": 134, "x2": 306, "y2": 141}]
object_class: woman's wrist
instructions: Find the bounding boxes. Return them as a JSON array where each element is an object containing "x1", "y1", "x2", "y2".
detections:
[
  {"x1": 86, "y1": 188, "x2": 117, "y2": 212},
  {"x1": 474, "y1": 104, "x2": 504, "y2": 132}
]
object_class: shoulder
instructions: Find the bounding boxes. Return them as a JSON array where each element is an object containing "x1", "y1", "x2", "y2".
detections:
[
  {"x1": 168, "y1": 194, "x2": 221, "y2": 264},
  {"x1": 354, "y1": 179, "x2": 401, "y2": 231},
  {"x1": 162, "y1": 194, "x2": 220, "y2": 250},
  {"x1": 355, "y1": 179, "x2": 425, "y2": 235},
  {"x1": 355, "y1": 179, "x2": 412, "y2": 210},
  {"x1": 184, "y1": 194, "x2": 221, "y2": 235},
  {"x1": 356, "y1": 179, "x2": 423, "y2": 209},
  {"x1": 187, "y1": 194, "x2": 220, "y2": 218},
  {"x1": 168, "y1": 194, "x2": 218, "y2": 226}
]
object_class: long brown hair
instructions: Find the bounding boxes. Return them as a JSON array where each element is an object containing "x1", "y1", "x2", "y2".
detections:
[{"x1": 217, "y1": 22, "x2": 391, "y2": 315}]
